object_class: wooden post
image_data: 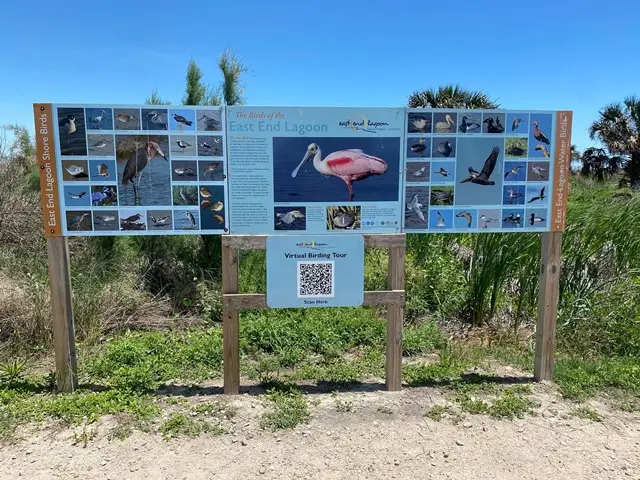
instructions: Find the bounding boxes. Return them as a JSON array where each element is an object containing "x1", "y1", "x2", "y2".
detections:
[
  {"x1": 386, "y1": 235, "x2": 405, "y2": 391},
  {"x1": 534, "y1": 232, "x2": 563, "y2": 381},
  {"x1": 46, "y1": 237, "x2": 77, "y2": 393},
  {"x1": 222, "y1": 240, "x2": 240, "y2": 394}
]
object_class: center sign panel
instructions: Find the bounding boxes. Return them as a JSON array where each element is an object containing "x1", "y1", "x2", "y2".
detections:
[{"x1": 226, "y1": 107, "x2": 405, "y2": 235}]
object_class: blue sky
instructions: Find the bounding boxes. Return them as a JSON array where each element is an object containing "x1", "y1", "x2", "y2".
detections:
[{"x1": 1, "y1": 0, "x2": 638, "y2": 150}]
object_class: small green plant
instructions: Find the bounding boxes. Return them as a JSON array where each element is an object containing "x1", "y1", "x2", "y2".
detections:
[
  {"x1": 334, "y1": 398, "x2": 355, "y2": 413},
  {"x1": 192, "y1": 401, "x2": 237, "y2": 420},
  {"x1": 571, "y1": 406, "x2": 603, "y2": 422},
  {"x1": 488, "y1": 388, "x2": 536, "y2": 419},
  {"x1": 259, "y1": 386, "x2": 311, "y2": 431},
  {"x1": 0, "y1": 358, "x2": 27, "y2": 383},
  {"x1": 457, "y1": 394, "x2": 490, "y2": 415},
  {"x1": 160, "y1": 412, "x2": 223, "y2": 439},
  {"x1": 424, "y1": 405, "x2": 450, "y2": 422},
  {"x1": 73, "y1": 423, "x2": 96, "y2": 447}
]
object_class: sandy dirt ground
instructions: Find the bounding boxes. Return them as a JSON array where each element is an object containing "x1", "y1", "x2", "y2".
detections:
[{"x1": 1, "y1": 382, "x2": 639, "y2": 480}]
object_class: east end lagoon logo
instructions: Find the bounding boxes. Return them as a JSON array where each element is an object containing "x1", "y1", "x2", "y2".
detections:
[
  {"x1": 338, "y1": 115, "x2": 389, "y2": 133},
  {"x1": 295, "y1": 240, "x2": 330, "y2": 250}
]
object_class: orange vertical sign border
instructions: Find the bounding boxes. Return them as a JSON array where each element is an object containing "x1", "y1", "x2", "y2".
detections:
[
  {"x1": 550, "y1": 111, "x2": 573, "y2": 232},
  {"x1": 33, "y1": 103, "x2": 62, "y2": 237}
]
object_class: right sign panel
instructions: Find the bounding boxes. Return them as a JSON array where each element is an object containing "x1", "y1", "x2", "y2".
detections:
[{"x1": 402, "y1": 109, "x2": 572, "y2": 233}]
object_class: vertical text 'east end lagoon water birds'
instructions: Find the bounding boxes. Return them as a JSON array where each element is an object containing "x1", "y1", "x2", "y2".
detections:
[
  {"x1": 460, "y1": 146, "x2": 500, "y2": 185},
  {"x1": 120, "y1": 141, "x2": 168, "y2": 203},
  {"x1": 291, "y1": 143, "x2": 388, "y2": 201}
]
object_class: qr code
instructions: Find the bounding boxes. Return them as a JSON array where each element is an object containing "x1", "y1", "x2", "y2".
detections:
[{"x1": 297, "y1": 261, "x2": 335, "y2": 298}]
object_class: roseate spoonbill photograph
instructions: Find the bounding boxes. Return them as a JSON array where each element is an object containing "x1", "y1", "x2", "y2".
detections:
[
  {"x1": 170, "y1": 109, "x2": 196, "y2": 131},
  {"x1": 146, "y1": 210, "x2": 173, "y2": 231},
  {"x1": 506, "y1": 113, "x2": 529, "y2": 134},
  {"x1": 529, "y1": 114, "x2": 553, "y2": 156},
  {"x1": 527, "y1": 161, "x2": 550, "y2": 181},
  {"x1": 87, "y1": 134, "x2": 115, "y2": 156},
  {"x1": 405, "y1": 161, "x2": 430, "y2": 182},
  {"x1": 61, "y1": 160, "x2": 89, "y2": 181},
  {"x1": 455, "y1": 138, "x2": 504, "y2": 206},
  {"x1": 197, "y1": 135, "x2": 224, "y2": 156},
  {"x1": 113, "y1": 108, "x2": 141, "y2": 130},
  {"x1": 326, "y1": 206, "x2": 360, "y2": 230},
  {"x1": 197, "y1": 109, "x2": 222, "y2": 131},
  {"x1": 116, "y1": 135, "x2": 171, "y2": 206},
  {"x1": 86, "y1": 107, "x2": 114, "y2": 130},
  {"x1": 274, "y1": 137, "x2": 400, "y2": 202},
  {"x1": 93, "y1": 210, "x2": 119, "y2": 231},
  {"x1": 407, "y1": 112, "x2": 432, "y2": 133},
  {"x1": 407, "y1": 137, "x2": 431, "y2": 158},
  {"x1": 65, "y1": 211, "x2": 92, "y2": 232},
  {"x1": 57, "y1": 107, "x2": 87, "y2": 156},
  {"x1": 274, "y1": 206, "x2": 306, "y2": 231},
  {"x1": 199, "y1": 185, "x2": 226, "y2": 231},
  {"x1": 505, "y1": 137, "x2": 528, "y2": 158},
  {"x1": 404, "y1": 187, "x2": 429, "y2": 229},
  {"x1": 433, "y1": 112, "x2": 457, "y2": 134}
]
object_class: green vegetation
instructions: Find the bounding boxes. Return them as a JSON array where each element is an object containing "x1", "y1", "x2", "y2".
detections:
[
  {"x1": 160, "y1": 412, "x2": 223, "y2": 439},
  {"x1": 571, "y1": 406, "x2": 603, "y2": 422},
  {"x1": 259, "y1": 385, "x2": 311, "y2": 431}
]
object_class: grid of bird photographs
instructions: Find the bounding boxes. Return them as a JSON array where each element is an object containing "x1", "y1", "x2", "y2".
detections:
[
  {"x1": 55, "y1": 105, "x2": 227, "y2": 235},
  {"x1": 404, "y1": 109, "x2": 554, "y2": 232}
]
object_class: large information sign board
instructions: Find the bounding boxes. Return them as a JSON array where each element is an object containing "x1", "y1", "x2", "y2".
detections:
[
  {"x1": 36, "y1": 103, "x2": 228, "y2": 236},
  {"x1": 402, "y1": 109, "x2": 572, "y2": 233},
  {"x1": 266, "y1": 235, "x2": 365, "y2": 308},
  {"x1": 226, "y1": 107, "x2": 405, "y2": 235}
]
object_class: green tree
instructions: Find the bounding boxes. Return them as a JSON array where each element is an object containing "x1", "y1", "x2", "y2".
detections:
[
  {"x1": 589, "y1": 96, "x2": 640, "y2": 190},
  {"x1": 145, "y1": 87, "x2": 171, "y2": 105},
  {"x1": 408, "y1": 84, "x2": 499, "y2": 109},
  {"x1": 182, "y1": 59, "x2": 207, "y2": 106}
]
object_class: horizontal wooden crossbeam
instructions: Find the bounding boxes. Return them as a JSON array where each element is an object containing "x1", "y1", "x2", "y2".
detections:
[
  {"x1": 222, "y1": 234, "x2": 406, "y2": 250},
  {"x1": 223, "y1": 290, "x2": 404, "y2": 309}
]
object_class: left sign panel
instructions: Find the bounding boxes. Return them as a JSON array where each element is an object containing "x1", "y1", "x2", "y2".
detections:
[{"x1": 37, "y1": 104, "x2": 228, "y2": 236}]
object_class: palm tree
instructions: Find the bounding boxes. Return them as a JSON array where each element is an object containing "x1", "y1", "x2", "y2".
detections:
[
  {"x1": 579, "y1": 147, "x2": 624, "y2": 181},
  {"x1": 589, "y1": 96, "x2": 640, "y2": 190},
  {"x1": 408, "y1": 84, "x2": 499, "y2": 109}
]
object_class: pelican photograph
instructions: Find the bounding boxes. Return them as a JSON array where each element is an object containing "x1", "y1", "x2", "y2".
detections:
[
  {"x1": 458, "y1": 112, "x2": 482, "y2": 134},
  {"x1": 93, "y1": 211, "x2": 119, "y2": 231},
  {"x1": 197, "y1": 135, "x2": 224, "y2": 156},
  {"x1": 404, "y1": 187, "x2": 429, "y2": 229},
  {"x1": 429, "y1": 209, "x2": 453, "y2": 230},
  {"x1": 119, "y1": 209, "x2": 146, "y2": 231},
  {"x1": 430, "y1": 186, "x2": 454, "y2": 206},
  {"x1": 170, "y1": 136, "x2": 197, "y2": 157},
  {"x1": 89, "y1": 159, "x2": 117, "y2": 182},
  {"x1": 141, "y1": 108, "x2": 168, "y2": 131},
  {"x1": 482, "y1": 113, "x2": 506, "y2": 134},
  {"x1": 326, "y1": 206, "x2": 360, "y2": 231},
  {"x1": 61, "y1": 159, "x2": 89, "y2": 181},
  {"x1": 171, "y1": 160, "x2": 198, "y2": 182},
  {"x1": 505, "y1": 137, "x2": 528, "y2": 158},
  {"x1": 503, "y1": 185, "x2": 526, "y2": 205},
  {"x1": 199, "y1": 184, "x2": 226, "y2": 231},
  {"x1": 502, "y1": 208, "x2": 525, "y2": 229},
  {"x1": 63, "y1": 186, "x2": 90, "y2": 207},
  {"x1": 407, "y1": 137, "x2": 431, "y2": 158},
  {"x1": 506, "y1": 113, "x2": 529, "y2": 135},
  {"x1": 199, "y1": 161, "x2": 224, "y2": 181},
  {"x1": 65, "y1": 210, "x2": 93, "y2": 232},
  {"x1": 91, "y1": 185, "x2": 118, "y2": 207},
  {"x1": 433, "y1": 112, "x2": 457, "y2": 134},
  {"x1": 173, "y1": 185, "x2": 198, "y2": 206},
  {"x1": 454, "y1": 209, "x2": 477, "y2": 229},
  {"x1": 169, "y1": 109, "x2": 196, "y2": 131},
  {"x1": 405, "y1": 161, "x2": 430, "y2": 183},
  {"x1": 197, "y1": 109, "x2": 222, "y2": 131},
  {"x1": 527, "y1": 161, "x2": 550, "y2": 181},
  {"x1": 274, "y1": 206, "x2": 306, "y2": 231},
  {"x1": 430, "y1": 161, "x2": 455, "y2": 183},
  {"x1": 407, "y1": 112, "x2": 432, "y2": 133},
  {"x1": 454, "y1": 138, "x2": 504, "y2": 206},
  {"x1": 478, "y1": 209, "x2": 501, "y2": 229},
  {"x1": 146, "y1": 210, "x2": 173, "y2": 231},
  {"x1": 116, "y1": 135, "x2": 171, "y2": 206},
  {"x1": 526, "y1": 208, "x2": 548, "y2": 229},
  {"x1": 87, "y1": 134, "x2": 115, "y2": 156},
  {"x1": 86, "y1": 108, "x2": 114, "y2": 131},
  {"x1": 113, "y1": 108, "x2": 140, "y2": 130},
  {"x1": 174, "y1": 209, "x2": 200, "y2": 230},
  {"x1": 529, "y1": 114, "x2": 553, "y2": 157},
  {"x1": 57, "y1": 107, "x2": 87, "y2": 156},
  {"x1": 273, "y1": 137, "x2": 400, "y2": 203},
  {"x1": 432, "y1": 138, "x2": 456, "y2": 158}
]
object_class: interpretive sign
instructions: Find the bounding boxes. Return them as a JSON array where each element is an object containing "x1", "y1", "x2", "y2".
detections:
[
  {"x1": 226, "y1": 107, "x2": 405, "y2": 235},
  {"x1": 403, "y1": 109, "x2": 572, "y2": 233},
  {"x1": 266, "y1": 235, "x2": 364, "y2": 308},
  {"x1": 34, "y1": 104, "x2": 228, "y2": 236}
]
